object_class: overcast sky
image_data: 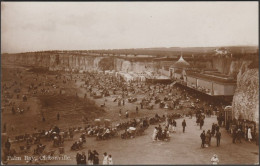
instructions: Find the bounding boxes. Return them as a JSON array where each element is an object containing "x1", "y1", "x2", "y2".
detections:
[{"x1": 1, "y1": 2, "x2": 259, "y2": 53}]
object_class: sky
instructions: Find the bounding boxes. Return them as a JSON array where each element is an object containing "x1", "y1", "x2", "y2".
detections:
[{"x1": 1, "y1": 2, "x2": 259, "y2": 53}]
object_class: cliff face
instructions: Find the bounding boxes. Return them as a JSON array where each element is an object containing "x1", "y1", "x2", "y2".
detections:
[
  {"x1": 212, "y1": 57, "x2": 253, "y2": 80},
  {"x1": 229, "y1": 60, "x2": 252, "y2": 79},
  {"x1": 114, "y1": 58, "x2": 155, "y2": 73},
  {"x1": 2, "y1": 53, "x2": 254, "y2": 77},
  {"x1": 2, "y1": 53, "x2": 157, "y2": 73},
  {"x1": 232, "y1": 67, "x2": 259, "y2": 125},
  {"x1": 4, "y1": 53, "x2": 250, "y2": 75},
  {"x1": 212, "y1": 57, "x2": 233, "y2": 74},
  {"x1": 2, "y1": 53, "x2": 259, "y2": 125}
]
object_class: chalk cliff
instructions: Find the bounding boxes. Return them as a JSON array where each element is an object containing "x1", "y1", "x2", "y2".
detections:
[
  {"x1": 232, "y1": 67, "x2": 259, "y2": 125},
  {"x1": 2, "y1": 52, "x2": 259, "y2": 125}
]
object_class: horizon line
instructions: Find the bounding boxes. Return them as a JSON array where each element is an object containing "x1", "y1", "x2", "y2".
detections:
[{"x1": 2, "y1": 45, "x2": 258, "y2": 54}]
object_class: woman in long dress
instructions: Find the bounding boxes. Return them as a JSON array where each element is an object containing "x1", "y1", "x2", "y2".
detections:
[
  {"x1": 207, "y1": 130, "x2": 211, "y2": 146},
  {"x1": 88, "y1": 150, "x2": 94, "y2": 165},
  {"x1": 248, "y1": 127, "x2": 252, "y2": 142},
  {"x1": 172, "y1": 120, "x2": 177, "y2": 133},
  {"x1": 165, "y1": 117, "x2": 169, "y2": 127},
  {"x1": 152, "y1": 127, "x2": 158, "y2": 141},
  {"x1": 108, "y1": 155, "x2": 113, "y2": 165},
  {"x1": 205, "y1": 131, "x2": 211, "y2": 147},
  {"x1": 103, "y1": 152, "x2": 108, "y2": 165},
  {"x1": 168, "y1": 121, "x2": 173, "y2": 133}
]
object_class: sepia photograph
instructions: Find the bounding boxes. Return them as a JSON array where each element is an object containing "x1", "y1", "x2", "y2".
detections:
[{"x1": 1, "y1": 1, "x2": 259, "y2": 165}]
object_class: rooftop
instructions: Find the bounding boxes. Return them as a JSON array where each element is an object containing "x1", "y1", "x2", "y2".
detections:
[
  {"x1": 171, "y1": 56, "x2": 190, "y2": 68},
  {"x1": 186, "y1": 71, "x2": 236, "y2": 84}
]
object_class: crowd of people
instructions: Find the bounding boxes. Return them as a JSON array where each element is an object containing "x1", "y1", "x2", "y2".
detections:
[
  {"x1": 76, "y1": 150, "x2": 113, "y2": 165},
  {"x1": 229, "y1": 122, "x2": 255, "y2": 144},
  {"x1": 152, "y1": 124, "x2": 170, "y2": 141},
  {"x1": 199, "y1": 121, "x2": 222, "y2": 148},
  {"x1": 2, "y1": 67, "x2": 257, "y2": 165}
]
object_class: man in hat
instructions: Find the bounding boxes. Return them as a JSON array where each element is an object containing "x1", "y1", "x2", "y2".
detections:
[
  {"x1": 211, "y1": 123, "x2": 216, "y2": 137},
  {"x1": 93, "y1": 150, "x2": 99, "y2": 165},
  {"x1": 236, "y1": 128, "x2": 242, "y2": 143},
  {"x1": 200, "y1": 118, "x2": 204, "y2": 130},
  {"x1": 76, "y1": 152, "x2": 82, "y2": 165},
  {"x1": 216, "y1": 130, "x2": 221, "y2": 147},
  {"x1": 200, "y1": 130, "x2": 206, "y2": 148},
  {"x1": 81, "y1": 152, "x2": 87, "y2": 164},
  {"x1": 216, "y1": 124, "x2": 220, "y2": 133}
]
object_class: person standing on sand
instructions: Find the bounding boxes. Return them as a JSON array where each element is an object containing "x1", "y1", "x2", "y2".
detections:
[
  {"x1": 182, "y1": 119, "x2": 186, "y2": 133},
  {"x1": 81, "y1": 152, "x2": 87, "y2": 164},
  {"x1": 200, "y1": 130, "x2": 206, "y2": 148},
  {"x1": 152, "y1": 127, "x2": 158, "y2": 141},
  {"x1": 248, "y1": 127, "x2": 252, "y2": 142},
  {"x1": 206, "y1": 130, "x2": 211, "y2": 147},
  {"x1": 108, "y1": 155, "x2": 113, "y2": 165},
  {"x1": 211, "y1": 123, "x2": 216, "y2": 137},
  {"x1": 216, "y1": 130, "x2": 221, "y2": 147},
  {"x1": 93, "y1": 150, "x2": 99, "y2": 165},
  {"x1": 103, "y1": 152, "x2": 108, "y2": 165},
  {"x1": 216, "y1": 124, "x2": 220, "y2": 133},
  {"x1": 88, "y1": 150, "x2": 94, "y2": 165},
  {"x1": 125, "y1": 111, "x2": 129, "y2": 118},
  {"x1": 200, "y1": 118, "x2": 204, "y2": 130},
  {"x1": 172, "y1": 119, "x2": 177, "y2": 133},
  {"x1": 236, "y1": 129, "x2": 242, "y2": 143},
  {"x1": 76, "y1": 152, "x2": 82, "y2": 165}
]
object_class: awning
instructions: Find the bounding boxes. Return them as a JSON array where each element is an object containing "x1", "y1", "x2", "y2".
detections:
[{"x1": 224, "y1": 106, "x2": 232, "y2": 110}]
